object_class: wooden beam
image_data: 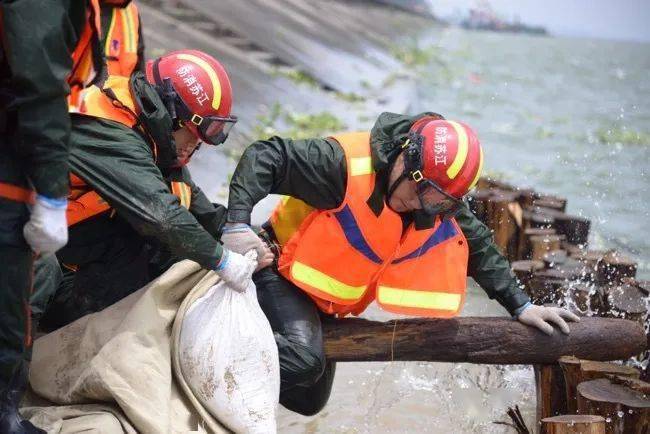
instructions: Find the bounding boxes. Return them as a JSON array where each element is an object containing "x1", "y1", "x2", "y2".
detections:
[{"x1": 322, "y1": 317, "x2": 646, "y2": 364}]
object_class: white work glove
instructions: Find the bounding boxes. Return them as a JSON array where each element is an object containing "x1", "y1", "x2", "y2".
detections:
[
  {"x1": 516, "y1": 303, "x2": 581, "y2": 336},
  {"x1": 23, "y1": 194, "x2": 68, "y2": 255},
  {"x1": 214, "y1": 249, "x2": 257, "y2": 293},
  {"x1": 221, "y1": 223, "x2": 268, "y2": 257}
]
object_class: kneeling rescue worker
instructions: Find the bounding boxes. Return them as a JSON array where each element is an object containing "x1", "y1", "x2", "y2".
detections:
[
  {"x1": 226, "y1": 112, "x2": 581, "y2": 415},
  {"x1": 36, "y1": 49, "x2": 272, "y2": 331}
]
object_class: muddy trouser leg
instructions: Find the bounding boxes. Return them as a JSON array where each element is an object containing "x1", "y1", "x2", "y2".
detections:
[
  {"x1": 253, "y1": 267, "x2": 336, "y2": 416},
  {"x1": 39, "y1": 222, "x2": 151, "y2": 332},
  {"x1": 30, "y1": 255, "x2": 63, "y2": 333},
  {"x1": 0, "y1": 156, "x2": 45, "y2": 431}
]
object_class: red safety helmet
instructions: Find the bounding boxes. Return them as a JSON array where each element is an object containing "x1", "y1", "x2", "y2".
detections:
[
  {"x1": 390, "y1": 117, "x2": 483, "y2": 218},
  {"x1": 146, "y1": 49, "x2": 237, "y2": 146}
]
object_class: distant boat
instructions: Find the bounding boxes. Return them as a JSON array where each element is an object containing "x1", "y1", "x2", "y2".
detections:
[{"x1": 461, "y1": 3, "x2": 548, "y2": 36}]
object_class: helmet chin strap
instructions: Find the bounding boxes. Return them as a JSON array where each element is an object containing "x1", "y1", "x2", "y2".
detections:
[{"x1": 386, "y1": 171, "x2": 408, "y2": 209}]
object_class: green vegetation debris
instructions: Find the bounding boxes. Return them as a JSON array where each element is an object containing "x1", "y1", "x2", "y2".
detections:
[
  {"x1": 390, "y1": 38, "x2": 441, "y2": 68},
  {"x1": 271, "y1": 68, "x2": 320, "y2": 89},
  {"x1": 335, "y1": 91, "x2": 366, "y2": 103},
  {"x1": 595, "y1": 127, "x2": 650, "y2": 146},
  {"x1": 251, "y1": 102, "x2": 346, "y2": 141}
]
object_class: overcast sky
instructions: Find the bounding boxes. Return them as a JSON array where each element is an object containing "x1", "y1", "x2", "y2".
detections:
[{"x1": 428, "y1": 0, "x2": 650, "y2": 43}]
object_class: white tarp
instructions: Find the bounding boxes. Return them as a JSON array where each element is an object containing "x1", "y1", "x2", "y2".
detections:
[{"x1": 22, "y1": 260, "x2": 234, "y2": 434}]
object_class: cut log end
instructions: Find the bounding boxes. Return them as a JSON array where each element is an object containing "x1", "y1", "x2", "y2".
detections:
[{"x1": 541, "y1": 415, "x2": 606, "y2": 434}]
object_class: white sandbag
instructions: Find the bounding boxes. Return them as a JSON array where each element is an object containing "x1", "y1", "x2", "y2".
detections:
[{"x1": 178, "y1": 268, "x2": 280, "y2": 434}]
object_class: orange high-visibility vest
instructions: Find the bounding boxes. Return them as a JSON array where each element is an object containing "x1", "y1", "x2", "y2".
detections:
[
  {"x1": 66, "y1": 76, "x2": 190, "y2": 227},
  {"x1": 103, "y1": 2, "x2": 140, "y2": 77},
  {"x1": 68, "y1": 0, "x2": 102, "y2": 111},
  {"x1": 271, "y1": 132, "x2": 469, "y2": 318}
]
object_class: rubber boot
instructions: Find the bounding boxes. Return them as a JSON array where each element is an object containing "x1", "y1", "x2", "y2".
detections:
[{"x1": 0, "y1": 365, "x2": 45, "y2": 434}]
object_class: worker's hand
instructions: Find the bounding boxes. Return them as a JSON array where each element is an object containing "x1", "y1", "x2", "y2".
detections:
[
  {"x1": 221, "y1": 223, "x2": 272, "y2": 269},
  {"x1": 214, "y1": 249, "x2": 258, "y2": 292},
  {"x1": 256, "y1": 244, "x2": 275, "y2": 271},
  {"x1": 23, "y1": 195, "x2": 68, "y2": 255},
  {"x1": 517, "y1": 304, "x2": 580, "y2": 335}
]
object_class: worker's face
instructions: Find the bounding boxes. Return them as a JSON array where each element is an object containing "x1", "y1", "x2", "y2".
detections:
[
  {"x1": 387, "y1": 154, "x2": 447, "y2": 213},
  {"x1": 172, "y1": 126, "x2": 201, "y2": 164}
]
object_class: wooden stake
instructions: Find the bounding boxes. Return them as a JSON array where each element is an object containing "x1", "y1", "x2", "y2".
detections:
[
  {"x1": 536, "y1": 364, "x2": 568, "y2": 420},
  {"x1": 596, "y1": 251, "x2": 638, "y2": 286},
  {"x1": 559, "y1": 357, "x2": 640, "y2": 414},
  {"x1": 541, "y1": 415, "x2": 606, "y2": 434},
  {"x1": 531, "y1": 234, "x2": 564, "y2": 261},
  {"x1": 605, "y1": 284, "x2": 647, "y2": 325},
  {"x1": 487, "y1": 191, "x2": 520, "y2": 258},
  {"x1": 520, "y1": 228, "x2": 557, "y2": 260},
  {"x1": 577, "y1": 378, "x2": 650, "y2": 434}
]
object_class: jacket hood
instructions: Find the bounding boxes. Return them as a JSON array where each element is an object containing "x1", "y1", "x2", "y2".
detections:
[{"x1": 368, "y1": 111, "x2": 444, "y2": 174}]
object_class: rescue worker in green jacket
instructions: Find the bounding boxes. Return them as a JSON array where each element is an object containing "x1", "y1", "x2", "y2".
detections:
[
  {"x1": 225, "y1": 112, "x2": 580, "y2": 415},
  {"x1": 0, "y1": 1, "x2": 132, "y2": 432},
  {"x1": 31, "y1": 0, "x2": 147, "y2": 329},
  {"x1": 36, "y1": 49, "x2": 273, "y2": 331}
]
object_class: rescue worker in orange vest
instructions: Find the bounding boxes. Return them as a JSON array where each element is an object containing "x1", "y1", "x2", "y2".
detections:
[
  {"x1": 226, "y1": 112, "x2": 580, "y2": 415},
  {"x1": 0, "y1": 1, "x2": 132, "y2": 432},
  {"x1": 30, "y1": 0, "x2": 146, "y2": 330},
  {"x1": 36, "y1": 49, "x2": 273, "y2": 331},
  {"x1": 30, "y1": 0, "x2": 145, "y2": 327}
]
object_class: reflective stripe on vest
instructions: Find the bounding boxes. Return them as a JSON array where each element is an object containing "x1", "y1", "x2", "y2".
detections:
[
  {"x1": 104, "y1": 2, "x2": 139, "y2": 77},
  {"x1": 291, "y1": 261, "x2": 366, "y2": 301},
  {"x1": 274, "y1": 131, "x2": 469, "y2": 318},
  {"x1": 170, "y1": 181, "x2": 192, "y2": 209},
  {"x1": 376, "y1": 286, "x2": 462, "y2": 312},
  {"x1": 68, "y1": 0, "x2": 102, "y2": 111},
  {"x1": 0, "y1": 182, "x2": 35, "y2": 204},
  {"x1": 66, "y1": 176, "x2": 191, "y2": 227}
]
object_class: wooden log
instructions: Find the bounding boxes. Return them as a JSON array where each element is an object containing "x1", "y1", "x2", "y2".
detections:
[
  {"x1": 577, "y1": 378, "x2": 650, "y2": 434},
  {"x1": 517, "y1": 188, "x2": 538, "y2": 209},
  {"x1": 528, "y1": 268, "x2": 584, "y2": 304},
  {"x1": 544, "y1": 250, "x2": 569, "y2": 268},
  {"x1": 541, "y1": 415, "x2": 606, "y2": 434},
  {"x1": 596, "y1": 251, "x2": 638, "y2": 286},
  {"x1": 553, "y1": 213, "x2": 591, "y2": 246},
  {"x1": 487, "y1": 191, "x2": 520, "y2": 259},
  {"x1": 512, "y1": 260, "x2": 545, "y2": 287},
  {"x1": 560, "y1": 357, "x2": 641, "y2": 414},
  {"x1": 606, "y1": 376, "x2": 650, "y2": 395},
  {"x1": 477, "y1": 176, "x2": 517, "y2": 192},
  {"x1": 621, "y1": 279, "x2": 650, "y2": 297},
  {"x1": 563, "y1": 283, "x2": 605, "y2": 315},
  {"x1": 531, "y1": 234, "x2": 564, "y2": 261},
  {"x1": 520, "y1": 227, "x2": 557, "y2": 260},
  {"x1": 580, "y1": 361, "x2": 641, "y2": 382},
  {"x1": 321, "y1": 317, "x2": 646, "y2": 364},
  {"x1": 563, "y1": 242, "x2": 585, "y2": 258},
  {"x1": 467, "y1": 189, "x2": 492, "y2": 223},
  {"x1": 534, "y1": 194, "x2": 568, "y2": 212},
  {"x1": 572, "y1": 250, "x2": 607, "y2": 282},
  {"x1": 560, "y1": 356, "x2": 585, "y2": 413},
  {"x1": 604, "y1": 284, "x2": 647, "y2": 325},
  {"x1": 529, "y1": 212, "x2": 557, "y2": 230},
  {"x1": 536, "y1": 364, "x2": 568, "y2": 420}
]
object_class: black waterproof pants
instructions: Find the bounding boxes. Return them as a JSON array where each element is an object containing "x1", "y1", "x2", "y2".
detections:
[
  {"x1": 38, "y1": 215, "x2": 151, "y2": 332},
  {"x1": 253, "y1": 267, "x2": 336, "y2": 416},
  {"x1": 0, "y1": 153, "x2": 35, "y2": 392}
]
